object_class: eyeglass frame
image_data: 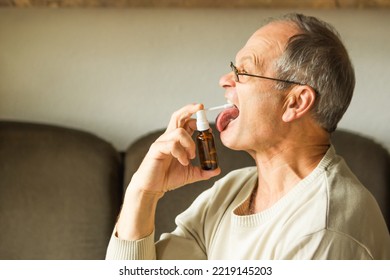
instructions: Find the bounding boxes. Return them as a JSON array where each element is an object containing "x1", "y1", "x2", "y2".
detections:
[{"x1": 230, "y1": 61, "x2": 306, "y2": 86}]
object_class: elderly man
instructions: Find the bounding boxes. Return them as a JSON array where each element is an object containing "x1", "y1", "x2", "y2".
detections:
[{"x1": 106, "y1": 13, "x2": 390, "y2": 259}]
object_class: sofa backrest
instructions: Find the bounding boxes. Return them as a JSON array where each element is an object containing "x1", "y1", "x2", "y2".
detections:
[
  {"x1": 1, "y1": 120, "x2": 388, "y2": 259},
  {"x1": 0, "y1": 121, "x2": 123, "y2": 260},
  {"x1": 124, "y1": 125, "x2": 390, "y2": 240}
]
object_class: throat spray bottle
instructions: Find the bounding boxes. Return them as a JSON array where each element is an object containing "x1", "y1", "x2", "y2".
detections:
[{"x1": 196, "y1": 110, "x2": 218, "y2": 170}]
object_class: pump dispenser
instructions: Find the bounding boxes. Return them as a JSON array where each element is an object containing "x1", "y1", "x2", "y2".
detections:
[{"x1": 196, "y1": 110, "x2": 218, "y2": 170}]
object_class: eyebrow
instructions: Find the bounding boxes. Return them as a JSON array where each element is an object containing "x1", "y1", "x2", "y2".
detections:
[{"x1": 237, "y1": 54, "x2": 264, "y2": 72}]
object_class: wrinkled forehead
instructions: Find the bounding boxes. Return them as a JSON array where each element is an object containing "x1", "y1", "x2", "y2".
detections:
[{"x1": 236, "y1": 21, "x2": 299, "y2": 66}]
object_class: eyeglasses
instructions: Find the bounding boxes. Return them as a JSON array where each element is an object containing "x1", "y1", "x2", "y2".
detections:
[{"x1": 230, "y1": 62, "x2": 305, "y2": 86}]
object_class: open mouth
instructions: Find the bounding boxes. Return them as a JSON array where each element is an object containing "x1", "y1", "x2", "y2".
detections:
[{"x1": 216, "y1": 105, "x2": 239, "y2": 132}]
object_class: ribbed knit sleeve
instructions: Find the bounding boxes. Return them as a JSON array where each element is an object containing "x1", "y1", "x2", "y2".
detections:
[{"x1": 105, "y1": 230, "x2": 156, "y2": 260}]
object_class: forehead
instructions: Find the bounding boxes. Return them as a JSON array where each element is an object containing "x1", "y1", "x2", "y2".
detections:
[{"x1": 236, "y1": 21, "x2": 298, "y2": 65}]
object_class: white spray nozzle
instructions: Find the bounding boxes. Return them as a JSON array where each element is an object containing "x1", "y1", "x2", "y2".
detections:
[
  {"x1": 196, "y1": 110, "x2": 210, "y2": 131},
  {"x1": 206, "y1": 103, "x2": 234, "y2": 112}
]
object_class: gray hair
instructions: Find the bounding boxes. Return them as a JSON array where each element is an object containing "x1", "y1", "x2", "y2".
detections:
[{"x1": 272, "y1": 13, "x2": 355, "y2": 133}]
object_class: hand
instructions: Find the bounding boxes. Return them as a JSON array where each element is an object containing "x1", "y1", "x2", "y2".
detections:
[
  {"x1": 130, "y1": 103, "x2": 221, "y2": 194},
  {"x1": 116, "y1": 103, "x2": 221, "y2": 241}
]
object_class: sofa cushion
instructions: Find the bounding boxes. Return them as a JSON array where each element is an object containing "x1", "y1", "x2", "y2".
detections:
[{"x1": 0, "y1": 121, "x2": 123, "y2": 259}]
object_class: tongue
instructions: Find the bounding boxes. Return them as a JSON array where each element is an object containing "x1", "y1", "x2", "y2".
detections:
[{"x1": 216, "y1": 107, "x2": 239, "y2": 132}]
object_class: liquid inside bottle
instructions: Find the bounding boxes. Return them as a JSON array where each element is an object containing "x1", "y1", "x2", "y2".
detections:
[
  {"x1": 196, "y1": 130, "x2": 218, "y2": 170},
  {"x1": 196, "y1": 109, "x2": 218, "y2": 170}
]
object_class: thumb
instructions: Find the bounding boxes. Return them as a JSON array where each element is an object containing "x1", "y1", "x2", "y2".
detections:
[{"x1": 188, "y1": 167, "x2": 221, "y2": 184}]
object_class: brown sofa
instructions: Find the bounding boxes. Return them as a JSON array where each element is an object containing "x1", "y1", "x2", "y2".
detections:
[{"x1": 0, "y1": 120, "x2": 389, "y2": 259}]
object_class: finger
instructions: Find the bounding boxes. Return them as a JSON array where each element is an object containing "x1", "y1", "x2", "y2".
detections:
[
  {"x1": 148, "y1": 139, "x2": 188, "y2": 165},
  {"x1": 166, "y1": 103, "x2": 204, "y2": 132},
  {"x1": 184, "y1": 118, "x2": 197, "y2": 136},
  {"x1": 200, "y1": 167, "x2": 221, "y2": 180},
  {"x1": 152, "y1": 128, "x2": 196, "y2": 164},
  {"x1": 177, "y1": 128, "x2": 197, "y2": 160},
  {"x1": 171, "y1": 141, "x2": 191, "y2": 166}
]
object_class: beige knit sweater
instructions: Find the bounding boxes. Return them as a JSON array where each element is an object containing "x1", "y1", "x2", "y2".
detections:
[{"x1": 106, "y1": 147, "x2": 390, "y2": 260}]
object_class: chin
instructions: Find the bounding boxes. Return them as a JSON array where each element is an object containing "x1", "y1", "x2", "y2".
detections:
[
  {"x1": 220, "y1": 129, "x2": 244, "y2": 151},
  {"x1": 220, "y1": 123, "x2": 261, "y2": 154}
]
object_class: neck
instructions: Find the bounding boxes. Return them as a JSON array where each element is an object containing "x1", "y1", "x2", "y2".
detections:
[{"x1": 250, "y1": 138, "x2": 330, "y2": 213}]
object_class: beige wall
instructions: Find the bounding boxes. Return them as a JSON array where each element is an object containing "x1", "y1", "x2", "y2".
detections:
[{"x1": 0, "y1": 8, "x2": 389, "y2": 151}]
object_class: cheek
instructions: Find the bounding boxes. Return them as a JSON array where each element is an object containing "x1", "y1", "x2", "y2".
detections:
[
  {"x1": 242, "y1": 96, "x2": 284, "y2": 134},
  {"x1": 242, "y1": 92, "x2": 278, "y2": 120},
  {"x1": 235, "y1": 85, "x2": 286, "y2": 138}
]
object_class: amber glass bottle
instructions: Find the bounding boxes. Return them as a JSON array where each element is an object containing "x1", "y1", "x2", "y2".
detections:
[{"x1": 196, "y1": 110, "x2": 218, "y2": 170}]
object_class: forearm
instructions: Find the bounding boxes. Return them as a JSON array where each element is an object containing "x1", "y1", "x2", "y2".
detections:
[{"x1": 116, "y1": 186, "x2": 164, "y2": 241}]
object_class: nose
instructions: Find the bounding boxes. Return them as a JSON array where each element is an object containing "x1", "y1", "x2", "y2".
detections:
[
  {"x1": 219, "y1": 70, "x2": 237, "y2": 102},
  {"x1": 219, "y1": 70, "x2": 236, "y2": 89}
]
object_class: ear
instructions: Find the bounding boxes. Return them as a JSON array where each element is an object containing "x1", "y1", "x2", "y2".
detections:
[{"x1": 282, "y1": 86, "x2": 316, "y2": 123}]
